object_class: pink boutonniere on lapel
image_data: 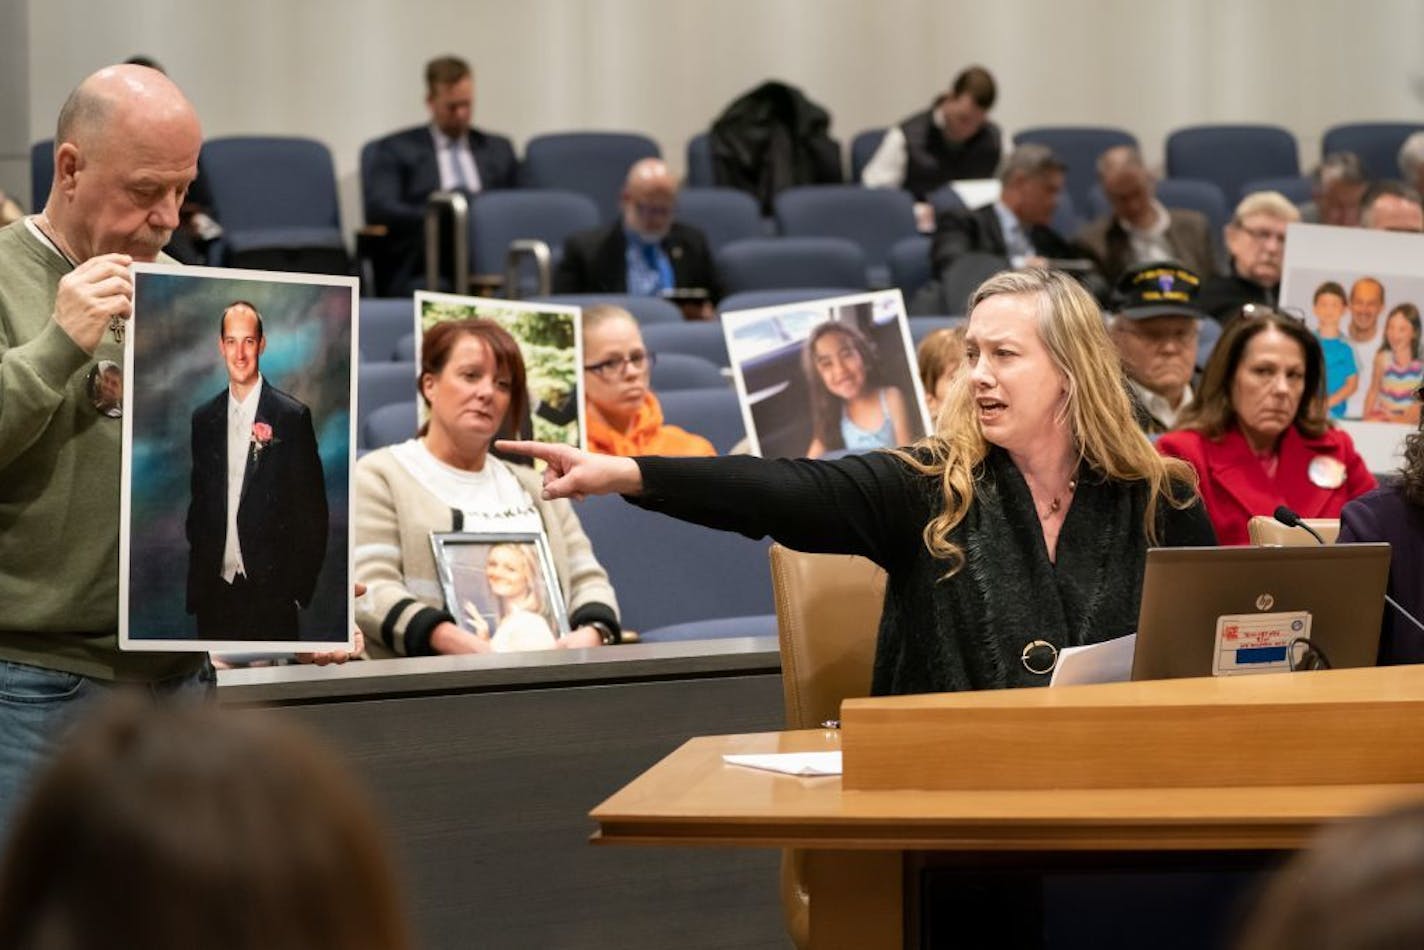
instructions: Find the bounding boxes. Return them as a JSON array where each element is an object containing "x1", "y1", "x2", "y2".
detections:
[{"x1": 250, "y1": 421, "x2": 279, "y2": 462}]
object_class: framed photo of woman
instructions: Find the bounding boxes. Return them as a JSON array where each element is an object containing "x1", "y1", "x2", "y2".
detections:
[{"x1": 429, "y1": 531, "x2": 569, "y2": 652}]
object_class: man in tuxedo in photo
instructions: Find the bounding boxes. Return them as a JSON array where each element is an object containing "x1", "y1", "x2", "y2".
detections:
[{"x1": 186, "y1": 301, "x2": 328, "y2": 640}]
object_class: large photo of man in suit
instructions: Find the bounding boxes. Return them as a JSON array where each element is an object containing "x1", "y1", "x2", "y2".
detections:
[
  {"x1": 120, "y1": 265, "x2": 355, "y2": 651},
  {"x1": 185, "y1": 301, "x2": 328, "y2": 640}
]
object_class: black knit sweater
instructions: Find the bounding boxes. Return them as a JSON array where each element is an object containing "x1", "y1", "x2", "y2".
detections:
[{"x1": 632, "y1": 448, "x2": 1215, "y2": 695}]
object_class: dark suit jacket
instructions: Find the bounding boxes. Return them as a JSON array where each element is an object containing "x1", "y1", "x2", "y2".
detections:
[
  {"x1": 1339, "y1": 484, "x2": 1424, "y2": 665},
  {"x1": 1196, "y1": 264, "x2": 1277, "y2": 321},
  {"x1": 928, "y1": 204, "x2": 1107, "y2": 305},
  {"x1": 186, "y1": 382, "x2": 328, "y2": 617},
  {"x1": 930, "y1": 204, "x2": 1094, "y2": 276},
  {"x1": 553, "y1": 221, "x2": 722, "y2": 301},
  {"x1": 363, "y1": 124, "x2": 519, "y2": 295},
  {"x1": 1075, "y1": 208, "x2": 1217, "y2": 285}
]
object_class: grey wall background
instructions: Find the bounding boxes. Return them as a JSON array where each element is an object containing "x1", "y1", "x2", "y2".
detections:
[
  {"x1": 13, "y1": 0, "x2": 1424, "y2": 230},
  {"x1": 0, "y1": 0, "x2": 29, "y2": 206}
]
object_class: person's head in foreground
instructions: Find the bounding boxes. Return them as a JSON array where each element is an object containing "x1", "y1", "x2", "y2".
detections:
[
  {"x1": 44, "y1": 63, "x2": 202, "y2": 263},
  {"x1": 1176, "y1": 306, "x2": 1326, "y2": 451},
  {"x1": 1224, "y1": 191, "x2": 1300, "y2": 289},
  {"x1": 1237, "y1": 798, "x2": 1424, "y2": 950},
  {"x1": 0, "y1": 698, "x2": 410, "y2": 950},
  {"x1": 418, "y1": 317, "x2": 528, "y2": 467},
  {"x1": 917, "y1": 325, "x2": 966, "y2": 419},
  {"x1": 1109, "y1": 261, "x2": 1205, "y2": 414}
]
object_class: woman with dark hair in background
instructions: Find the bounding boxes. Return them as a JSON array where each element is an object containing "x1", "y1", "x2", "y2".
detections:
[
  {"x1": 1157, "y1": 306, "x2": 1376, "y2": 544},
  {"x1": 802, "y1": 320, "x2": 914, "y2": 458},
  {"x1": 1339, "y1": 386, "x2": 1424, "y2": 663},
  {"x1": 0, "y1": 698, "x2": 411, "y2": 950},
  {"x1": 354, "y1": 318, "x2": 619, "y2": 657}
]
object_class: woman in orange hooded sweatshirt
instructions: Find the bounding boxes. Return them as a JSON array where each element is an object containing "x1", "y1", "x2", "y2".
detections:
[{"x1": 582, "y1": 305, "x2": 716, "y2": 457}]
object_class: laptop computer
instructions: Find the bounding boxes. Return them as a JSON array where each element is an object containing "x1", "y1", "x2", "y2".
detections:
[{"x1": 1131, "y1": 543, "x2": 1392, "y2": 681}]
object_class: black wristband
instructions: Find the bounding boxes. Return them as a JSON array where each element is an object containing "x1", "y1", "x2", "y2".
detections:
[{"x1": 588, "y1": 620, "x2": 619, "y2": 645}]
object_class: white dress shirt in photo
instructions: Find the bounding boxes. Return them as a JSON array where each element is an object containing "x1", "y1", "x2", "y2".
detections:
[{"x1": 222, "y1": 376, "x2": 263, "y2": 583}]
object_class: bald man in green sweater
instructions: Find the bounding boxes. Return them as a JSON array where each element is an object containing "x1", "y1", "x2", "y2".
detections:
[{"x1": 0, "y1": 64, "x2": 357, "y2": 836}]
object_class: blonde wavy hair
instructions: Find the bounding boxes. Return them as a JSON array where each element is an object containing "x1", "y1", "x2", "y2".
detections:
[{"x1": 894, "y1": 268, "x2": 1198, "y2": 574}]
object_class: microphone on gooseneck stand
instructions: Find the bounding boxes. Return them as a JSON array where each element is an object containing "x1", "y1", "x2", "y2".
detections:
[
  {"x1": 1272, "y1": 505, "x2": 1326, "y2": 545},
  {"x1": 1272, "y1": 506, "x2": 1424, "y2": 636}
]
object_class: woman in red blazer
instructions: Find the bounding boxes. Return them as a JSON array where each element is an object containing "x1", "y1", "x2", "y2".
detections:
[{"x1": 1157, "y1": 307, "x2": 1376, "y2": 544}]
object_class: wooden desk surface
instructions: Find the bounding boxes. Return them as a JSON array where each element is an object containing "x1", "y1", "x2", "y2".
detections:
[{"x1": 591, "y1": 729, "x2": 1424, "y2": 852}]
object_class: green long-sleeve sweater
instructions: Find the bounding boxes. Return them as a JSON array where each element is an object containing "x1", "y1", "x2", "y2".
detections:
[{"x1": 0, "y1": 221, "x2": 204, "y2": 681}]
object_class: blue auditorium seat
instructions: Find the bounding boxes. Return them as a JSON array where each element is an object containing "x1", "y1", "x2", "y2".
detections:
[
  {"x1": 718, "y1": 288, "x2": 860, "y2": 315},
  {"x1": 1321, "y1": 122, "x2": 1424, "y2": 181},
  {"x1": 675, "y1": 187, "x2": 765, "y2": 252},
  {"x1": 1239, "y1": 175, "x2": 1312, "y2": 206},
  {"x1": 359, "y1": 298, "x2": 417, "y2": 362},
  {"x1": 201, "y1": 136, "x2": 350, "y2": 273},
  {"x1": 530, "y1": 293, "x2": 681, "y2": 325},
  {"x1": 909, "y1": 315, "x2": 966, "y2": 343},
  {"x1": 1165, "y1": 125, "x2": 1299, "y2": 203},
  {"x1": 361, "y1": 400, "x2": 419, "y2": 451},
  {"x1": 357, "y1": 362, "x2": 417, "y2": 440},
  {"x1": 657, "y1": 387, "x2": 747, "y2": 455},
  {"x1": 640, "y1": 320, "x2": 730, "y2": 366},
  {"x1": 773, "y1": 185, "x2": 917, "y2": 287},
  {"x1": 640, "y1": 614, "x2": 779, "y2": 642},
  {"x1": 574, "y1": 493, "x2": 773, "y2": 632},
  {"x1": 888, "y1": 235, "x2": 933, "y2": 302},
  {"x1": 1013, "y1": 126, "x2": 1137, "y2": 217},
  {"x1": 685, "y1": 132, "x2": 716, "y2": 188},
  {"x1": 393, "y1": 333, "x2": 416, "y2": 363},
  {"x1": 520, "y1": 132, "x2": 660, "y2": 222},
  {"x1": 716, "y1": 237, "x2": 868, "y2": 295},
  {"x1": 1196, "y1": 316, "x2": 1223, "y2": 370},
  {"x1": 849, "y1": 128, "x2": 887, "y2": 182},
  {"x1": 649, "y1": 353, "x2": 727, "y2": 391},
  {"x1": 469, "y1": 190, "x2": 600, "y2": 291},
  {"x1": 30, "y1": 139, "x2": 53, "y2": 210}
]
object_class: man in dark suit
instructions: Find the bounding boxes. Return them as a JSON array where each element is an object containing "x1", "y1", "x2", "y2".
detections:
[
  {"x1": 554, "y1": 158, "x2": 722, "y2": 313},
  {"x1": 186, "y1": 302, "x2": 328, "y2": 641},
  {"x1": 927, "y1": 144, "x2": 1105, "y2": 308},
  {"x1": 363, "y1": 56, "x2": 519, "y2": 296},
  {"x1": 1076, "y1": 146, "x2": 1216, "y2": 285}
]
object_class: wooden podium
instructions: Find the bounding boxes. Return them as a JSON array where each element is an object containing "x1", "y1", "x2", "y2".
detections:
[{"x1": 591, "y1": 666, "x2": 1424, "y2": 949}]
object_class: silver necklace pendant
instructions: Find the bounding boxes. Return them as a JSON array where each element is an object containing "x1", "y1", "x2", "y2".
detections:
[{"x1": 109, "y1": 315, "x2": 125, "y2": 344}]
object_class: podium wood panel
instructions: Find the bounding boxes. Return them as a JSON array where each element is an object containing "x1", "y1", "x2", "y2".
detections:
[
  {"x1": 591, "y1": 728, "x2": 1424, "y2": 853},
  {"x1": 841, "y1": 665, "x2": 1424, "y2": 791}
]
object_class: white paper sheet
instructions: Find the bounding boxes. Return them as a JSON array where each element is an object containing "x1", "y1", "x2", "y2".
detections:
[
  {"x1": 722, "y1": 752, "x2": 843, "y2": 776},
  {"x1": 1049, "y1": 633, "x2": 1136, "y2": 686}
]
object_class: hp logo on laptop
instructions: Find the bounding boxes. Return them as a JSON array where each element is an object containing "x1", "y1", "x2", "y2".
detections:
[{"x1": 1256, "y1": 594, "x2": 1275, "y2": 611}]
